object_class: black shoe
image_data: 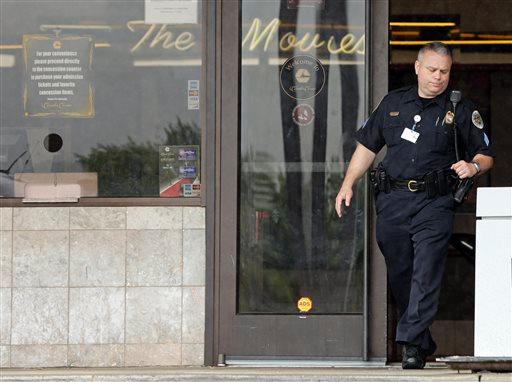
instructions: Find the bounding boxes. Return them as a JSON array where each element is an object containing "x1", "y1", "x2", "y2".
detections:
[{"x1": 402, "y1": 344, "x2": 426, "y2": 369}]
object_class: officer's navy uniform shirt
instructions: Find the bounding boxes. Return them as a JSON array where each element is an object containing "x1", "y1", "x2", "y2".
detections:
[{"x1": 355, "y1": 86, "x2": 495, "y2": 180}]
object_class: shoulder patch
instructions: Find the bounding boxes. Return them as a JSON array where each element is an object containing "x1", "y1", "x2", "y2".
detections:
[{"x1": 472, "y1": 110, "x2": 484, "y2": 129}]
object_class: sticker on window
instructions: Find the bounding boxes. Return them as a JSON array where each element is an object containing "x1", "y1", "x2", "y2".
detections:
[{"x1": 297, "y1": 297, "x2": 313, "y2": 313}]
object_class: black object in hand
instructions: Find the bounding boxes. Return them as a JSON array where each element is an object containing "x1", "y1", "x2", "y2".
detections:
[{"x1": 453, "y1": 178, "x2": 474, "y2": 203}]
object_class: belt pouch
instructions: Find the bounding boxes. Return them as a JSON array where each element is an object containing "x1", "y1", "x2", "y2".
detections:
[
  {"x1": 436, "y1": 169, "x2": 448, "y2": 195},
  {"x1": 425, "y1": 171, "x2": 438, "y2": 198}
]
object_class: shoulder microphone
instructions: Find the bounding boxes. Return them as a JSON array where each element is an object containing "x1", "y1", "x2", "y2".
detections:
[{"x1": 450, "y1": 90, "x2": 461, "y2": 105}]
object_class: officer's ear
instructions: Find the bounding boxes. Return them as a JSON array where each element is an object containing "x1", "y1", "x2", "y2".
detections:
[{"x1": 414, "y1": 60, "x2": 420, "y2": 75}]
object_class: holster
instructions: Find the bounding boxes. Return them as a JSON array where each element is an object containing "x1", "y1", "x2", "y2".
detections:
[
  {"x1": 369, "y1": 169, "x2": 378, "y2": 195},
  {"x1": 377, "y1": 164, "x2": 390, "y2": 194},
  {"x1": 370, "y1": 164, "x2": 390, "y2": 196}
]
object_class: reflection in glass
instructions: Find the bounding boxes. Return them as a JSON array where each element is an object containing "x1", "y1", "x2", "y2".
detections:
[
  {"x1": 0, "y1": 0, "x2": 202, "y2": 197},
  {"x1": 238, "y1": 0, "x2": 366, "y2": 314}
]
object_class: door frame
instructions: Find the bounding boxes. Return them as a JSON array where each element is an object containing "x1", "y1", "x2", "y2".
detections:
[{"x1": 205, "y1": 0, "x2": 389, "y2": 366}]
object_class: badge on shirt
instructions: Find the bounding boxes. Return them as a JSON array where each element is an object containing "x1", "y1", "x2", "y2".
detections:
[
  {"x1": 444, "y1": 111, "x2": 454, "y2": 125},
  {"x1": 401, "y1": 128, "x2": 420, "y2": 144},
  {"x1": 389, "y1": 111, "x2": 400, "y2": 117},
  {"x1": 472, "y1": 110, "x2": 484, "y2": 129}
]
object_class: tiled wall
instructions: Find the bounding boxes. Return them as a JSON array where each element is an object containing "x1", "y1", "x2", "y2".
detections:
[{"x1": 0, "y1": 206, "x2": 205, "y2": 368}]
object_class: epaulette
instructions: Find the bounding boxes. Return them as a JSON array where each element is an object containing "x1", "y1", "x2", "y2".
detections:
[
  {"x1": 379, "y1": 86, "x2": 414, "y2": 108},
  {"x1": 387, "y1": 85, "x2": 415, "y2": 96}
]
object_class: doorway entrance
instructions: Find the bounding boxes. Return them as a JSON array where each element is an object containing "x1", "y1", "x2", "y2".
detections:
[
  {"x1": 388, "y1": 0, "x2": 512, "y2": 360},
  {"x1": 214, "y1": 0, "x2": 381, "y2": 363}
]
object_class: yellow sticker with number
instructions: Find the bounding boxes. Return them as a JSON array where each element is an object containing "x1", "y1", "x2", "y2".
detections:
[{"x1": 297, "y1": 297, "x2": 313, "y2": 313}]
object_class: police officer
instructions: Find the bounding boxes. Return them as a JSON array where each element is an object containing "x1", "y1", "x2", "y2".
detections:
[{"x1": 335, "y1": 42, "x2": 495, "y2": 369}]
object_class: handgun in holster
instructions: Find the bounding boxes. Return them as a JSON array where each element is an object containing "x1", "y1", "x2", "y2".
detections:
[
  {"x1": 378, "y1": 167, "x2": 390, "y2": 193},
  {"x1": 370, "y1": 164, "x2": 390, "y2": 195},
  {"x1": 369, "y1": 169, "x2": 379, "y2": 196},
  {"x1": 370, "y1": 164, "x2": 390, "y2": 194}
]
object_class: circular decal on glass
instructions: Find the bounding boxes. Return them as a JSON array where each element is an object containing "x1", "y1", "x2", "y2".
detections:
[
  {"x1": 292, "y1": 104, "x2": 315, "y2": 126},
  {"x1": 280, "y1": 55, "x2": 325, "y2": 100},
  {"x1": 297, "y1": 297, "x2": 313, "y2": 313}
]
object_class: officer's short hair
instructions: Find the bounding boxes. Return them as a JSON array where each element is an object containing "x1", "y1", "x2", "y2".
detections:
[{"x1": 418, "y1": 42, "x2": 452, "y2": 61}]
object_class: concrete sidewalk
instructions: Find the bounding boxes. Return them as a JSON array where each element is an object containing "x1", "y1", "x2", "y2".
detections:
[{"x1": 0, "y1": 365, "x2": 511, "y2": 382}]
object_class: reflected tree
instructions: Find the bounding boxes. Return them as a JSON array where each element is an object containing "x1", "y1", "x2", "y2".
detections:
[
  {"x1": 239, "y1": 151, "x2": 365, "y2": 313},
  {"x1": 77, "y1": 118, "x2": 199, "y2": 196}
]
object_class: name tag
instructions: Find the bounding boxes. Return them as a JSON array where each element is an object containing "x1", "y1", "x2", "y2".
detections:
[{"x1": 401, "y1": 128, "x2": 420, "y2": 144}]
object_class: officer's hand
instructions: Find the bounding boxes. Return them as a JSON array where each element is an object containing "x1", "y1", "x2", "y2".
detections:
[
  {"x1": 335, "y1": 186, "x2": 353, "y2": 218},
  {"x1": 451, "y1": 160, "x2": 477, "y2": 179}
]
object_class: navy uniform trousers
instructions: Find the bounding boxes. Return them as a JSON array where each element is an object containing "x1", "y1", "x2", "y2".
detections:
[{"x1": 376, "y1": 188, "x2": 454, "y2": 353}]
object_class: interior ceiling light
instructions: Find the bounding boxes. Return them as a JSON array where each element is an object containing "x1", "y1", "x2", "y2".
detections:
[
  {"x1": 390, "y1": 22, "x2": 456, "y2": 27},
  {"x1": 390, "y1": 40, "x2": 512, "y2": 45},
  {"x1": 0, "y1": 43, "x2": 109, "y2": 50},
  {"x1": 0, "y1": 45, "x2": 22, "y2": 50},
  {"x1": 391, "y1": 31, "x2": 421, "y2": 37},
  {"x1": 478, "y1": 33, "x2": 512, "y2": 39}
]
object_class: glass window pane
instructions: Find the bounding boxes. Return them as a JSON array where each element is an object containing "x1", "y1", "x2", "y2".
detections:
[
  {"x1": 0, "y1": 0, "x2": 202, "y2": 198},
  {"x1": 238, "y1": 0, "x2": 366, "y2": 314}
]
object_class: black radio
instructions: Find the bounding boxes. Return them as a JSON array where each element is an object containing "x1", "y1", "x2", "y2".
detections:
[{"x1": 449, "y1": 90, "x2": 474, "y2": 204}]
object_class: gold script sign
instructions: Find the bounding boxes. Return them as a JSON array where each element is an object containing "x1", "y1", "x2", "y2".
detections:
[
  {"x1": 127, "y1": 21, "x2": 195, "y2": 53},
  {"x1": 243, "y1": 18, "x2": 365, "y2": 55},
  {"x1": 127, "y1": 18, "x2": 365, "y2": 55}
]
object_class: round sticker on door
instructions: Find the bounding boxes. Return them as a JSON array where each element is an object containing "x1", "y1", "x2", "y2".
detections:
[
  {"x1": 280, "y1": 55, "x2": 325, "y2": 100},
  {"x1": 292, "y1": 104, "x2": 315, "y2": 126},
  {"x1": 297, "y1": 297, "x2": 313, "y2": 313}
]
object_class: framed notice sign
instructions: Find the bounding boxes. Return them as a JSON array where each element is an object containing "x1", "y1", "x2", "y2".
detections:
[
  {"x1": 145, "y1": 0, "x2": 198, "y2": 24},
  {"x1": 287, "y1": 0, "x2": 325, "y2": 9},
  {"x1": 23, "y1": 34, "x2": 94, "y2": 118},
  {"x1": 159, "y1": 145, "x2": 200, "y2": 197}
]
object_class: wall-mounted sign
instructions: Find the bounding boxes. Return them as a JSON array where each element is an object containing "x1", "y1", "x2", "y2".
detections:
[
  {"x1": 287, "y1": 0, "x2": 325, "y2": 9},
  {"x1": 145, "y1": 0, "x2": 198, "y2": 25},
  {"x1": 280, "y1": 55, "x2": 325, "y2": 100},
  {"x1": 159, "y1": 145, "x2": 200, "y2": 197},
  {"x1": 23, "y1": 34, "x2": 94, "y2": 118}
]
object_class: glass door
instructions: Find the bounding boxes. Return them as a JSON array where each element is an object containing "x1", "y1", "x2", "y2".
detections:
[{"x1": 218, "y1": 0, "x2": 368, "y2": 360}]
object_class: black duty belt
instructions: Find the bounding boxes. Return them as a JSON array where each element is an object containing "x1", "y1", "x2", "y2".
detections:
[
  {"x1": 371, "y1": 165, "x2": 455, "y2": 198},
  {"x1": 387, "y1": 169, "x2": 456, "y2": 197},
  {"x1": 389, "y1": 178, "x2": 426, "y2": 192}
]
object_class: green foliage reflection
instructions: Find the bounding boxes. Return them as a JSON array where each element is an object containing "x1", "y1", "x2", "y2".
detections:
[
  {"x1": 238, "y1": 154, "x2": 365, "y2": 314},
  {"x1": 77, "y1": 118, "x2": 199, "y2": 196}
]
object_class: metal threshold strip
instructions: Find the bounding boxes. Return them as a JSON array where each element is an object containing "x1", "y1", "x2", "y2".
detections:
[
  {"x1": 224, "y1": 358, "x2": 387, "y2": 368},
  {"x1": 437, "y1": 356, "x2": 512, "y2": 372}
]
